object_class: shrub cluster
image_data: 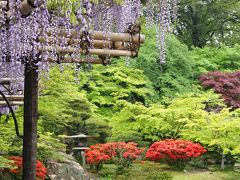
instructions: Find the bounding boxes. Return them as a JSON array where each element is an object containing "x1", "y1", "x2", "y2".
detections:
[
  {"x1": 85, "y1": 142, "x2": 145, "y2": 173},
  {"x1": 5, "y1": 156, "x2": 47, "y2": 180},
  {"x1": 146, "y1": 139, "x2": 206, "y2": 166},
  {"x1": 86, "y1": 140, "x2": 207, "y2": 173}
]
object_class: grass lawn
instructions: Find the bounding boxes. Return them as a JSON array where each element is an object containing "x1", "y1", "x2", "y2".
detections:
[
  {"x1": 93, "y1": 161, "x2": 240, "y2": 180},
  {"x1": 172, "y1": 171, "x2": 238, "y2": 180}
]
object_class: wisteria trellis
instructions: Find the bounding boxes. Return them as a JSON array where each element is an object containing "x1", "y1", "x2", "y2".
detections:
[
  {"x1": 0, "y1": 0, "x2": 178, "y2": 100},
  {"x1": 0, "y1": 0, "x2": 177, "y2": 178}
]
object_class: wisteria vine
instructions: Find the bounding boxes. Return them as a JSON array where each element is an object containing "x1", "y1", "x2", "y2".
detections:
[{"x1": 0, "y1": 0, "x2": 178, "y2": 115}]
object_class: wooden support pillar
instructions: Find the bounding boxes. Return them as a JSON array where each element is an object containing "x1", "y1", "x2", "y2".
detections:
[{"x1": 23, "y1": 61, "x2": 38, "y2": 180}]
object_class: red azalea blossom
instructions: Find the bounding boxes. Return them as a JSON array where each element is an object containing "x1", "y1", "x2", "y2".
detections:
[
  {"x1": 146, "y1": 139, "x2": 206, "y2": 162},
  {"x1": 5, "y1": 156, "x2": 47, "y2": 180},
  {"x1": 85, "y1": 142, "x2": 145, "y2": 167}
]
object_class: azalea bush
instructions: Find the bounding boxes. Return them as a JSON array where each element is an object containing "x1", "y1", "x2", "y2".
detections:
[
  {"x1": 85, "y1": 142, "x2": 145, "y2": 173},
  {"x1": 4, "y1": 156, "x2": 47, "y2": 180},
  {"x1": 146, "y1": 139, "x2": 206, "y2": 169}
]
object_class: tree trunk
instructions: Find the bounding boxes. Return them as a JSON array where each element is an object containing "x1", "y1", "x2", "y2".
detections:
[
  {"x1": 23, "y1": 61, "x2": 38, "y2": 180},
  {"x1": 221, "y1": 153, "x2": 225, "y2": 170}
]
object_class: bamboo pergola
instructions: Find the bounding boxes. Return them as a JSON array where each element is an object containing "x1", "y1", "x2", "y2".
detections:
[
  {"x1": 0, "y1": 26, "x2": 144, "y2": 104},
  {"x1": 39, "y1": 24, "x2": 144, "y2": 64},
  {"x1": 0, "y1": 1, "x2": 145, "y2": 179}
]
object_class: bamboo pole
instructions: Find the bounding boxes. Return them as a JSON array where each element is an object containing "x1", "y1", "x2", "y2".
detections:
[
  {"x1": 46, "y1": 29, "x2": 145, "y2": 44},
  {"x1": 0, "y1": 78, "x2": 24, "y2": 85},
  {"x1": 38, "y1": 46, "x2": 136, "y2": 57},
  {"x1": 38, "y1": 37, "x2": 129, "y2": 50},
  {"x1": 0, "y1": 101, "x2": 24, "y2": 105},
  {"x1": 0, "y1": 95, "x2": 24, "y2": 101},
  {"x1": 47, "y1": 57, "x2": 110, "y2": 65},
  {"x1": 0, "y1": 79, "x2": 10, "y2": 85},
  {"x1": 39, "y1": 37, "x2": 112, "y2": 48}
]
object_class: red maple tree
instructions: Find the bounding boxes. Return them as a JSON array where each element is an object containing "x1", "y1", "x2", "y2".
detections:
[{"x1": 200, "y1": 71, "x2": 240, "y2": 108}]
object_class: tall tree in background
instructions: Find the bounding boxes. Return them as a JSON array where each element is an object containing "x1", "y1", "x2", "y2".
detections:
[{"x1": 176, "y1": 0, "x2": 240, "y2": 48}]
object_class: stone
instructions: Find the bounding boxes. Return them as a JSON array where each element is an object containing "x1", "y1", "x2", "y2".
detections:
[
  {"x1": 47, "y1": 153, "x2": 91, "y2": 180},
  {"x1": 234, "y1": 162, "x2": 240, "y2": 173}
]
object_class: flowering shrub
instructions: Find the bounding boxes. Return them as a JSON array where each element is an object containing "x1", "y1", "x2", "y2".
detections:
[
  {"x1": 5, "y1": 156, "x2": 47, "y2": 180},
  {"x1": 85, "y1": 142, "x2": 145, "y2": 173},
  {"x1": 146, "y1": 139, "x2": 206, "y2": 167}
]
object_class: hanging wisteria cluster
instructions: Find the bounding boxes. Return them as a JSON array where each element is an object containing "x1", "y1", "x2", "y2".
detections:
[
  {"x1": 92, "y1": 0, "x2": 141, "y2": 32},
  {"x1": 91, "y1": 0, "x2": 178, "y2": 63},
  {"x1": 0, "y1": 0, "x2": 178, "y2": 115},
  {"x1": 0, "y1": 0, "x2": 49, "y2": 115},
  {"x1": 146, "y1": 0, "x2": 178, "y2": 63}
]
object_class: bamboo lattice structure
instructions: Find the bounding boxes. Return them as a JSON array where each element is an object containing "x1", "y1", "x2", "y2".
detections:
[
  {"x1": 40, "y1": 26, "x2": 145, "y2": 64},
  {"x1": 0, "y1": 101, "x2": 24, "y2": 105}
]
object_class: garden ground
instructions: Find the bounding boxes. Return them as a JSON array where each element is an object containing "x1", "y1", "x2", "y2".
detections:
[{"x1": 93, "y1": 161, "x2": 240, "y2": 180}]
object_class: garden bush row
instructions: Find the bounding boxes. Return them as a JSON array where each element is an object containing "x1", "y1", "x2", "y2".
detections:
[{"x1": 85, "y1": 139, "x2": 207, "y2": 173}]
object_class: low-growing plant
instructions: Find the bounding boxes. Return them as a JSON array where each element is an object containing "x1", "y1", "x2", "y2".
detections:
[
  {"x1": 146, "y1": 172, "x2": 173, "y2": 180},
  {"x1": 85, "y1": 142, "x2": 145, "y2": 174},
  {"x1": 146, "y1": 139, "x2": 207, "y2": 169}
]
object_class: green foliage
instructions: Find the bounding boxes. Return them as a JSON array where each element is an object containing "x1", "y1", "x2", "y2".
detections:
[
  {"x1": 78, "y1": 64, "x2": 154, "y2": 117},
  {"x1": 132, "y1": 27, "x2": 240, "y2": 101},
  {"x1": 131, "y1": 28, "x2": 200, "y2": 99},
  {"x1": 39, "y1": 67, "x2": 111, "y2": 143},
  {"x1": 0, "y1": 111, "x2": 23, "y2": 157},
  {"x1": 180, "y1": 107, "x2": 240, "y2": 160},
  {"x1": 0, "y1": 111, "x2": 66, "y2": 162},
  {"x1": 176, "y1": 0, "x2": 240, "y2": 48},
  {"x1": 37, "y1": 132, "x2": 66, "y2": 161},
  {"x1": 110, "y1": 91, "x2": 224, "y2": 145},
  {"x1": 190, "y1": 45, "x2": 240, "y2": 77},
  {"x1": 0, "y1": 156, "x2": 13, "y2": 169},
  {"x1": 86, "y1": 115, "x2": 111, "y2": 144}
]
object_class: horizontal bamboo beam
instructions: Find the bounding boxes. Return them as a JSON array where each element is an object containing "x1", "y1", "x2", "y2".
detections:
[
  {"x1": 46, "y1": 29, "x2": 145, "y2": 44},
  {"x1": 0, "y1": 95, "x2": 24, "y2": 101},
  {"x1": 38, "y1": 37, "x2": 129, "y2": 50},
  {"x1": 0, "y1": 78, "x2": 24, "y2": 85},
  {"x1": 0, "y1": 79, "x2": 10, "y2": 85},
  {"x1": 38, "y1": 46, "x2": 136, "y2": 57},
  {"x1": 47, "y1": 57, "x2": 110, "y2": 64},
  {"x1": 0, "y1": 101, "x2": 24, "y2": 106}
]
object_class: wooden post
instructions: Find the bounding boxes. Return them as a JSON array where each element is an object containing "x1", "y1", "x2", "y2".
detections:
[{"x1": 23, "y1": 61, "x2": 38, "y2": 180}]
